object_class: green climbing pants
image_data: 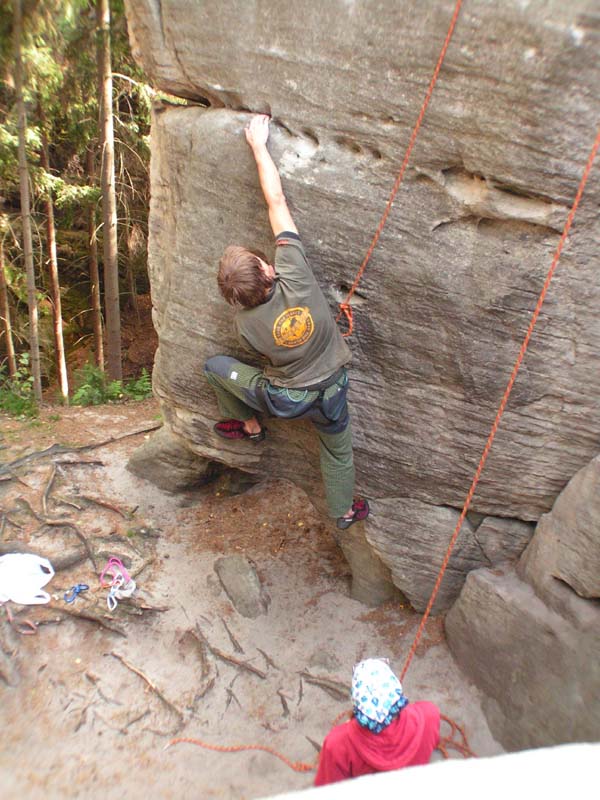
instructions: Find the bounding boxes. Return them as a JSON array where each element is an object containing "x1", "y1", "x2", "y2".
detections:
[{"x1": 204, "y1": 356, "x2": 355, "y2": 518}]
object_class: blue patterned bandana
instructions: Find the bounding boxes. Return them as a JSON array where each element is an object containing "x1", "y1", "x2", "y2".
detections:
[{"x1": 352, "y1": 659, "x2": 409, "y2": 734}]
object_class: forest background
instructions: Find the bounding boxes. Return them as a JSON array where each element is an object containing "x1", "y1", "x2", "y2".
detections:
[{"x1": 0, "y1": 0, "x2": 174, "y2": 415}]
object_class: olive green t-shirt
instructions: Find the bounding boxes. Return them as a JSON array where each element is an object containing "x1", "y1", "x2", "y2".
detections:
[{"x1": 235, "y1": 232, "x2": 351, "y2": 388}]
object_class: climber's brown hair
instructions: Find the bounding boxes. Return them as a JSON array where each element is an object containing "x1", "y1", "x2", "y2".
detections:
[{"x1": 218, "y1": 246, "x2": 273, "y2": 308}]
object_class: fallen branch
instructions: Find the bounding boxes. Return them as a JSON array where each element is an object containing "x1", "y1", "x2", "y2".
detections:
[
  {"x1": 210, "y1": 645, "x2": 267, "y2": 679},
  {"x1": 109, "y1": 651, "x2": 184, "y2": 727},
  {"x1": 300, "y1": 671, "x2": 349, "y2": 701},
  {"x1": 53, "y1": 459, "x2": 104, "y2": 468},
  {"x1": 14, "y1": 496, "x2": 45, "y2": 522},
  {"x1": 225, "y1": 684, "x2": 242, "y2": 712},
  {"x1": 120, "y1": 709, "x2": 150, "y2": 733},
  {"x1": 0, "y1": 472, "x2": 30, "y2": 487},
  {"x1": 131, "y1": 557, "x2": 155, "y2": 579},
  {"x1": 305, "y1": 736, "x2": 322, "y2": 754},
  {"x1": 54, "y1": 496, "x2": 84, "y2": 511},
  {"x1": 221, "y1": 617, "x2": 243, "y2": 653},
  {"x1": 3, "y1": 515, "x2": 22, "y2": 531},
  {"x1": 40, "y1": 521, "x2": 97, "y2": 571},
  {"x1": 42, "y1": 465, "x2": 57, "y2": 516},
  {"x1": 277, "y1": 689, "x2": 291, "y2": 717},
  {"x1": 73, "y1": 703, "x2": 92, "y2": 733},
  {"x1": 81, "y1": 495, "x2": 130, "y2": 518},
  {"x1": 185, "y1": 628, "x2": 211, "y2": 682},
  {"x1": 85, "y1": 671, "x2": 122, "y2": 706},
  {"x1": 130, "y1": 601, "x2": 169, "y2": 613},
  {"x1": 0, "y1": 423, "x2": 161, "y2": 477},
  {"x1": 257, "y1": 647, "x2": 279, "y2": 671},
  {"x1": 56, "y1": 606, "x2": 127, "y2": 637},
  {"x1": 193, "y1": 625, "x2": 267, "y2": 679}
]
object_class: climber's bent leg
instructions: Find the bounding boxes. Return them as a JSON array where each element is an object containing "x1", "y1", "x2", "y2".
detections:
[{"x1": 204, "y1": 356, "x2": 268, "y2": 421}]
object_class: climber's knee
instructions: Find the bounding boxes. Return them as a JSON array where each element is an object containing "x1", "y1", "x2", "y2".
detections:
[{"x1": 204, "y1": 355, "x2": 235, "y2": 381}]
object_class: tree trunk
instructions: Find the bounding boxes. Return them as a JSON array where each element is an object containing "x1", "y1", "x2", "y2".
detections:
[
  {"x1": 86, "y1": 146, "x2": 104, "y2": 370},
  {"x1": 126, "y1": 255, "x2": 140, "y2": 324},
  {"x1": 123, "y1": 202, "x2": 140, "y2": 325},
  {"x1": 40, "y1": 125, "x2": 69, "y2": 401},
  {"x1": 0, "y1": 241, "x2": 17, "y2": 379},
  {"x1": 97, "y1": 0, "x2": 121, "y2": 380},
  {"x1": 13, "y1": 0, "x2": 42, "y2": 401}
]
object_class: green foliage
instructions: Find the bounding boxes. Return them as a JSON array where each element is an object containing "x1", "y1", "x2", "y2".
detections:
[
  {"x1": 0, "y1": 353, "x2": 38, "y2": 417},
  {"x1": 54, "y1": 182, "x2": 101, "y2": 209},
  {"x1": 1, "y1": 1, "x2": 154, "y2": 388},
  {"x1": 72, "y1": 362, "x2": 123, "y2": 405},
  {"x1": 122, "y1": 368, "x2": 152, "y2": 400},
  {"x1": 72, "y1": 363, "x2": 152, "y2": 406}
]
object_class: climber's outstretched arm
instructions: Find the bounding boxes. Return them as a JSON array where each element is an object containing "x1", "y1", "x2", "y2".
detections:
[{"x1": 245, "y1": 114, "x2": 298, "y2": 237}]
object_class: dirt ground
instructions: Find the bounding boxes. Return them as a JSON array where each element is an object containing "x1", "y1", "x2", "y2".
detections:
[{"x1": 0, "y1": 400, "x2": 503, "y2": 799}]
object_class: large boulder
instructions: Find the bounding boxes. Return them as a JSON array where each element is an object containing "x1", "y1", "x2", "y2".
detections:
[
  {"x1": 124, "y1": 0, "x2": 600, "y2": 606},
  {"x1": 446, "y1": 454, "x2": 600, "y2": 750},
  {"x1": 518, "y1": 455, "x2": 600, "y2": 600}
]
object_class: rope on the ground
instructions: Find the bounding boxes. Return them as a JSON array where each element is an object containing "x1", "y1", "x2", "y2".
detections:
[
  {"x1": 165, "y1": 709, "x2": 473, "y2": 769},
  {"x1": 400, "y1": 124, "x2": 600, "y2": 683},
  {"x1": 438, "y1": 714, "x2": 476, "y2": 759},
  {"x1": 337, "y1": 0, "x2": 463, "y2": 336},
  {"x1": 164, "y1": 737, "x2": 316, "y2": 772}
]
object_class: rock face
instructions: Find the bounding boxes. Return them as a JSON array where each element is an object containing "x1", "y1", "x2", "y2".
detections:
[
  {"x1": 446, "y1": 456, "x2": 600, "y2": 750},
  {"x1": 127, "y1": 426, "x2": 210, "y2": 492},
  {"x1": 124, "y1": 0, "x2": 600, "y2": 607}
]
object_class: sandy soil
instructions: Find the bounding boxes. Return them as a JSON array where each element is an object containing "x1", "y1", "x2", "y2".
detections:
[{"x1": 0, "y1": 400, "x2": 503, "y2": 799}]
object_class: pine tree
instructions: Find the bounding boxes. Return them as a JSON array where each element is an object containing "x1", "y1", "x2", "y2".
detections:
[
  {"x1": 0, "y1": 236, "x2": 17, "y2": 379},
  {"x1": 40, "y1": 119, "x2": 69, "y2": 400},
  {"x1": 13, "y1": 0, "x2": 42, "y2": 402},
  {"x1": 97, "y1": 0, "x2": 121, "y2": 380},
  {"x1": 86, "y1": 145, "x2": 104, "y2": 369}
]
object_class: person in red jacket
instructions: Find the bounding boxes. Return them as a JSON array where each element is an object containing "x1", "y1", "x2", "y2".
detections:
[{"x1": 315, "y1": 658, "x2": 440, "y2": 786}]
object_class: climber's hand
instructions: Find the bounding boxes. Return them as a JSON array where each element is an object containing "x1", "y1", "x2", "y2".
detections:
[{"x1": 245, "y1": 114, "x2": 270, "y2": 150}]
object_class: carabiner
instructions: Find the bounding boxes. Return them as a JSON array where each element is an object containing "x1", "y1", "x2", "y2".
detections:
[{"x1": 63, "y1": 583, "x2": 90, "y2": 604}]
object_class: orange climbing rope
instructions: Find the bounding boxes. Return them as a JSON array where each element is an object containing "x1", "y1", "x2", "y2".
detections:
[
  {"x1": 337, "y1": 0, "x2": 464, "y2": 336},
  {"x1": 165, "y1": 737, "x2": 316, "y2": 773},
  {"x1": 166, "y1": 710, "x2": 474, "y2": 769},
  {"x1": 400, "y1": 124, "x2": 600, "y2": 682},
  {"x1": 438, "y1": 715, "x2": 477, "y2": 759}
]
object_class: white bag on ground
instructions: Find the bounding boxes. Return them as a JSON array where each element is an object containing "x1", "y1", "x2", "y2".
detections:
[{"x1": 0, "y1": 553, "x2": 55, "y2": 604}]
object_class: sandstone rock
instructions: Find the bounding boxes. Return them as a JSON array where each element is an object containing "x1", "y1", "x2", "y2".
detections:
[
  {"x1": 127, "y1": 425, "x2": 210, "y2": 492},
  {"x1": 124, "y1": 0, "x2": 600, "y2": 605},
  {"x1": 473, "y1": 516, "x2": 534, "y2": 564},
  {"x1": 332, "y1": 523, "x2": 401, "y2": 607},
  {"x1": 519, "y1": 456, "x2": 600, "y2": 600},
  {"x1": 446, "y1": 454, "x2": 600, "y2": 749},
  {"x1": 366, "y1": 498, "x2": 481, "y2": 612},
  {"x1": 445, "y1": 564, "x2": 600, "y2": 750},
  {"x1": 214, "y1": 555, "x2": 269, "y2": 618}
]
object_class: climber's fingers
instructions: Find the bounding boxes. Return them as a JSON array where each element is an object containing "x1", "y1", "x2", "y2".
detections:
[{"x1": 244, "y1": 114, "x2": 270, "y2": 148}]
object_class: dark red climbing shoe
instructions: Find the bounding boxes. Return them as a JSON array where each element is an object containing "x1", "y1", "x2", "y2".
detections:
[
  {"x1": 337, "y1": 499, "x2": 370, "y2": 529},
  {"x1": 214, "y1": 419, "x2": 266, "y2": 442}
]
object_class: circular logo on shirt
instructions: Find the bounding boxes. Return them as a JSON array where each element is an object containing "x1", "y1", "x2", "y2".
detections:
[{"x1": 272, "y1": 307, "x2": 314, "y2": 348}]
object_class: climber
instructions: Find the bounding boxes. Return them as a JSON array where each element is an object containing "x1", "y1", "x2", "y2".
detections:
[
  {"x1": 314, "y1": 658, "x2": 441, "y2": 786},
  {"x1": 204, "y1": 113, "x2": 369, "y2": 529}
]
